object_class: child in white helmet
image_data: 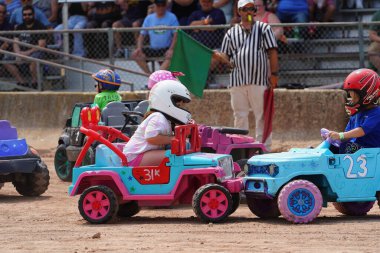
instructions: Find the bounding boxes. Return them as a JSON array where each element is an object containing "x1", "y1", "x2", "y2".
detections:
[{"x1": 123, "y1": 79, "x2": 192, "y2": 166}]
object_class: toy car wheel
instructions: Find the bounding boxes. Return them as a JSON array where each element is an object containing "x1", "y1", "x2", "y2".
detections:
[
  {"x1": 192, "y1": 184, "x2": 232, "y2": 223},
  {"x1": 277, "y1": 180, "x2": 323, "y2": 224},
  {"x1": 230, "y1": 193, "x2": 240, "y2": 215},
  {"x1": 117, "y1": 201, "x2": 141, "y2": 217},
  {"x1": 333, "y1": 201, "x2": 375, "y2": 216},
  {"x1": 246, "y1": 197, "x2": 280, "y2": 219},
  {"x1": 54, "y1": 144, "x2": 74, "y2": 182},
  {"x1": 78, "y1": 185, "x2": 119, "y2": 224},
  {"x1": 12, "y1": 161, "x2": 50, "y2": 196}
]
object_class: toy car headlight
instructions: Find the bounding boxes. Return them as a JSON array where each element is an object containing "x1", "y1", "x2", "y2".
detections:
[
  {"x1": 218, "y1": 157, "x2": 234, "y2": 179},
  {"x1": 248, "y1": 164, "x2": 279, "y2": 177}
]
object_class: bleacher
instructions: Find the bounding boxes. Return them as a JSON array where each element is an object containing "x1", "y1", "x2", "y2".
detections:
[{"x1": 279, "y1": 0, "x2": 379, "y2": 87}]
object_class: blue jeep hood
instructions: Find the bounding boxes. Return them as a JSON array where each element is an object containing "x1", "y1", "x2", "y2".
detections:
[
  {"x1": 181, "y1": 153, "x2": 230, "y2": 166},
  {"x1": 248, "y1": 148, "x2": 327, "y2": 166}
]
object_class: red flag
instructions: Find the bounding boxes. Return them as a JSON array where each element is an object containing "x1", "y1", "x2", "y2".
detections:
[{"x1": 262, "y1": 88, "x2": 274, "y2": 144}]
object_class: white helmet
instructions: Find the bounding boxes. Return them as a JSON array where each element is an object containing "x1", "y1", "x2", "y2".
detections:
[{"x1": 149, "y1": 80, "x2": 192, "y2": 124}]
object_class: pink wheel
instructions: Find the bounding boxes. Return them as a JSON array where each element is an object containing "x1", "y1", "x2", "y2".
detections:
[
  {"x1": 192, "y1": 184, "x2": 232, "y2": 223},
  {"x1": 278, "y1": 180, "x2": 323, "y2": 224},
  {"x1": 78, "y1": 185, "x2": 118, "y2": 224}
]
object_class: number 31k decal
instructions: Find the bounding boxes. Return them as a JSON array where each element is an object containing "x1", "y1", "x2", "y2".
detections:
[{"x1": 344, "y1": 154, "x2": 368, "y2": 178}]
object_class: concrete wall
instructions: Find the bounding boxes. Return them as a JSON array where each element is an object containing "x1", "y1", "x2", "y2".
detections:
[{"x1": 0, "y1": 89, "x2": 348, "y2": 141}]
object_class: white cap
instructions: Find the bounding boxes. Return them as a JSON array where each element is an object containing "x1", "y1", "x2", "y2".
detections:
[{"x1": 237, "y1": 0, "x2": 255, "y2": 9}]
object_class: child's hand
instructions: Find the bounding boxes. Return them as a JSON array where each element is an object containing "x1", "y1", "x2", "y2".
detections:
[{"x1": 328, "y1": 131, "x2": 340, "y2": 141}]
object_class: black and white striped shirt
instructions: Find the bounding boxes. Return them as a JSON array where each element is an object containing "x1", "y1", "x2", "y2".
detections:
[{"x1": 221, "y1": 21, "x2": 278, "y2": 87}]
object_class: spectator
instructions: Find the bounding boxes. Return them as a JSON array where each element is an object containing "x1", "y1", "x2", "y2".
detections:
[
  {"x1": 9, "y1": 0, "x2": 50, "y2": 28},
  {"x1": 54, "y1": 3, "x2": 88, "y2": 57},
  {"x1": 0, "y1": 2, "x2": 12, "y2": 60},
  {"x1": 113, "y1": 0, "x2": 152, "y2": 58},
  {"x1": 213, "y1": 0, "x2": 233, "y2": 23},
  {"x1": 2, "y1": 0, "x2": 21, "y2": 17},
  {"x1": 3, "y1": 5, "x2": 46, "y2": 88},
  {"x1": 170, "y1": 0, "x2": 199, "y2": 25},
  {"x1": 368, "y1": 10, "x2": 380, "y2": 73},
  {"x1": 253, "y1": 0, "x2": 283, "y2": 40},
  {"x1": 132, "y1": 0, "x2": 179, "y2": 74},
  {"x1": 214, "y1": 0, "x2": 278, "y2": 150},
  {"x1": 86, "y1": 1, "x2": 121, "y2": 29},
  {"x1": 188, "y1": 0, "x2": 226, "y2": 49},
  {"x1": 308, "y1": 0, "x2": 336, "y2": 23},
  {"x1": 33, "y1": 0, "x2": 59, "y2": 27}
]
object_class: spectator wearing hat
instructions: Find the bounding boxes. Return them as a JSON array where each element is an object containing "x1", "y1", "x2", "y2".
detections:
[
  {"x1": 214, "y1": 0, "x2": 278, "y2": 150},
  {"x1": 132, "y1": 0, "x2": 179, "y2": 74}
]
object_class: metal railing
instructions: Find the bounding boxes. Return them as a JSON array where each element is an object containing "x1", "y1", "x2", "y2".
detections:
[{"x1": 0, "y1": 21, "x2": 379, "y2": 91}]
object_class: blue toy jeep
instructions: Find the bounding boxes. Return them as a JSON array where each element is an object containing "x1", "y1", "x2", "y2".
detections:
[
  {"x1": 0, "y1": 120, "x2": 49, "y2": 196},
  {"x1": 243, "y1": 131, "x2": 380, "y2": 224}
]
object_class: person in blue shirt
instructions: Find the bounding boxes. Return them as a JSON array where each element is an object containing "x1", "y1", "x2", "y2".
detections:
[
  {"x1": 131, "y1": 0, "x2": 179, "y2": 74},
  {"x1": 9, "y1": 0, "x2": 50, "y2": 28},
  {"x1": 188, "y1": 0, "x2": 226, "y2": 49},
  {"x1": 329, "y1": 69, "x2": 380, "y2": 152}
]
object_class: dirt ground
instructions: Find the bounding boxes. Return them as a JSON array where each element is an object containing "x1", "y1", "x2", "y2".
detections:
[{"x1": 1, "y1": 129, "x2": 380, "y2": 253}]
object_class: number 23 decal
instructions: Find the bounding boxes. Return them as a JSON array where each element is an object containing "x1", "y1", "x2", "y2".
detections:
[{"x1": 344, "y1": 154, "x2": 368, "y2": 178}]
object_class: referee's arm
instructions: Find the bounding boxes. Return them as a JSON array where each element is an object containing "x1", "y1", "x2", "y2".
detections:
[
  {"x1": 212, "y1": 51, "x2": 233, "y2": 68},
  {"x1": 268, "y1": 47, "x2": 279, "y2": 88}
]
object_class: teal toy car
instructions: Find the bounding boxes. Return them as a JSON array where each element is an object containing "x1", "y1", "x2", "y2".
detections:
[{"x1": 243, "y1": 129, "x2": 379, "y2": 224}]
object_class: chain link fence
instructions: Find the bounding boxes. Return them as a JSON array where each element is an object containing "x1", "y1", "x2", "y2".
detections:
[{"x1": 0, "y1": 21, "x2": 379, "y2": 91}]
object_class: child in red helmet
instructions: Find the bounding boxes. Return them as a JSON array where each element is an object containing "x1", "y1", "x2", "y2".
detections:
[{"x1": 328, "y1": 68, "x2": 380, "y2": 151}]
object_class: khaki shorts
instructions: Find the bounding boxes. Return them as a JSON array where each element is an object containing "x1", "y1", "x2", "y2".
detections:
[{"x1": 368, "y1": 41, "x2": 380, "y2": 54}]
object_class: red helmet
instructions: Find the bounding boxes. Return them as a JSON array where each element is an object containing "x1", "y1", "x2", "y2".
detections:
[{"x1": 343, "y1": 68, "x2": 380, "y2": 115}]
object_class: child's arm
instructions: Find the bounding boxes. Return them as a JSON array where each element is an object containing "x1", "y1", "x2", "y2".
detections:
[
  {"x1": 146, "y1": 135, "x2": 174, "y2": 145},
  {"x1": 329, "y1": 127, "x2": 365, "y2": 141}
]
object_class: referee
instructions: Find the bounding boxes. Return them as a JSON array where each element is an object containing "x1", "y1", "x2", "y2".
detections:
[{"x1": 214, "y1": 0, "x2": 278, "y2": 150}]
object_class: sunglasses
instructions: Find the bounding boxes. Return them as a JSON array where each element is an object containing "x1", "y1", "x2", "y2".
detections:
[
  {"x1": 240, "y1": 7, "x2": 256, "y2": 12},
  {"x1": 23, "y1": 13, "x2": 33, "y2": 16}
]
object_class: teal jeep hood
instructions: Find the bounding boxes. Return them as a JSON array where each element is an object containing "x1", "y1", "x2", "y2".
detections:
[
  {"x1": 181, "y1": 153, "x2": 230, "y2": 166},
  {"x1": 248, "y1": 148, "x2": 327, "y2": 166}
]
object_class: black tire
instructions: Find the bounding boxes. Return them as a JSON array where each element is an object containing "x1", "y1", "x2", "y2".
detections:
[
  {"x1": 230, "y1": 193, "x2": 240, "y2": 215},
  {"x1": 247, "y1": 197, "x2": 280, "y2": 219},
  {"x1": 54, "y1": 144, "x2": 74, "y2": 182},
  {"x1": 333, "y1": 201, "x2": 375, "y2": 216},
  {"x1": 236, "y1": 159, "x2": 248, "y2": 177},
  {"x1": 12, "y1": 161, "x2": 50, "y2": 196},
  {"x1": 78, "y1": 185, "x2": 119, "y2": 224},
  {"x1": 118, "y1": 201, "x2": 141, "y2": 217},
  {"x1": 192, "y1": 184, "x2": 232, "y2": 223}
]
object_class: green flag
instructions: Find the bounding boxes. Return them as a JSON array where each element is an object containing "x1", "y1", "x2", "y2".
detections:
[{"x1": 169, "y1": 29, "x2": 213, "y2": 98}]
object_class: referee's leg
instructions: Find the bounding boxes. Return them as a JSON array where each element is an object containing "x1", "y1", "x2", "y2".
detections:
[
  {"x1": 230, "y1": 85, "x2": 250, "y2": 130},
  {"x1": 247, "y1": 84, "x2": 271, "y2": 150}
]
